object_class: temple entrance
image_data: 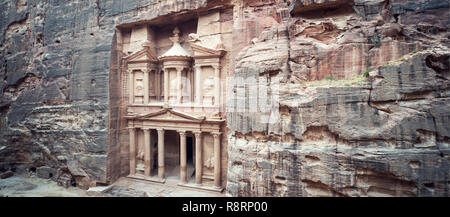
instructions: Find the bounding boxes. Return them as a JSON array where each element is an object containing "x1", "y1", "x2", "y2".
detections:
[
  {"x1": 164, "y1": 130, "x2": 180, "y2": 180},
  {"x1": 186, "y1": 136, "x2": 195, "y2": 180},
  {"x1": 125, "y1": 108, "x2": 225, "y2": 191},
  {"x1": 164, "y1": 131, "x2": 195, "y2": 183}
]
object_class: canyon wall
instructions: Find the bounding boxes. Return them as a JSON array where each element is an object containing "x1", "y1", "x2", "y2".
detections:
[
  {"x1": 0, "y1": 0, "x2": 449, "y2": 196},
  {"x1": 226, "y1": 0, "x2": 449, "y2": 196},
  {"x1": 0, "y1": 0, "x2": 216, "y2": 188}
]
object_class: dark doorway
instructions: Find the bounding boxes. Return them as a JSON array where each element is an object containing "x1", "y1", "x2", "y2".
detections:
[
  {"x1": 187, "y1": 136, "x2": 193, "y2": 164},
  {"x1": 187, "y1": 136, "x2": 195, "y2": 179}
]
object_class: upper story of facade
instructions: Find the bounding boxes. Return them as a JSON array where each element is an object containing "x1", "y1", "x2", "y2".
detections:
[{"x1": 119, "y1": 10, "x2": 232, "y2": 120}]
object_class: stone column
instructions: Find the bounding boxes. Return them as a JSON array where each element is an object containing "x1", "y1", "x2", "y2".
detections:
[
  {"x1": 194, "y1": 131, "x2": 202, "y2": 185},
  {"x1": 195, "y1": 66, "x2": 202, "y2": 104},
  {"x1": 128, "y1": 70, "x2": 134, "y2": 104},
  {"x1": 179, "y1": 131, "x2": 187, "y2": 183},
  {"x1": 212, "y1": 132, "x2": 221, "y2": 188},
  {"x1": 157, "y1": 128, "x2": 165, "y2": 179},
  {"x1": 164, "y1": 68, "x2": 169, "y2": 103},
  {"x1": 129, "y1": 127, "x2": 136, "y2": 175},
  {"x1": 159, "y1": 70, "x2": 164, "y2": 102},
  {"x1": 144, "y1": 128, "x2": 151, "y2": 176},
  {"x1": 188, "y1": 68, "x2": 193, "y2": 103},
  {"x1": 177, "y1": 67, "x2": 182, "y2": 104},
  {"x1": 156, "y1": 70, "x2": 160, "y2": 101},
  {"x1": 213, "y1": 66, "x2": 220, "y2": 106},
  {"x1": 144, "y1": 69, "x2": 149, "y2": 104}
]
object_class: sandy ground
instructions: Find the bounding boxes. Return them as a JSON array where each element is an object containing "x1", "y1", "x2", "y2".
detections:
[
  {"x1": 0, "y1": 174, "x2": 87, "y2": 197},
  {"x1": 0, "y1": 174, "x2": 223, "y2": 197},
  {"x1": 113, "y1": 177, "x2": 224, "y2": 197}
]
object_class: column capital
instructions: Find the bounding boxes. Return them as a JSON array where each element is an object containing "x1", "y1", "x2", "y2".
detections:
[
  {"x1": 128, "y1": 127, "x2": 136, "y2": 130},
  {"x1": 178, "y1": 130, "x2": 187, "y2": 135},
  {"x1": 193, "y1": 131, "x2": 202, "y2": 136},
  {"x1": 143, "y1": 128, "x2": 151, "y2": 132},
  {"x1": 211, "y1": 132, "x2": 222, "y2": 137},
  {"x1": 156, "y1": 128, "x2": 164, "y2": 132}
]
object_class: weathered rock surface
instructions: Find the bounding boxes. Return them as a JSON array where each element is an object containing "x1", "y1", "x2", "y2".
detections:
[
  {"x1": 290, "y1": 0, "x2": 353, "y2": 14},
  {"x1": 0, "y1": 171, "x2": 14, "y2": 179},
  {"x1": 36, "y1": 166, "x2": 56, "y2": 179},
  {"x1": 0, "y1": 0, "x2": 218, "y2": 188},
  {"x1": 0, "y1": 0, "x2": 448, "y2": 197},
  {"x1": 226, "y1": 0, "x2": 449, "y2": 196}
]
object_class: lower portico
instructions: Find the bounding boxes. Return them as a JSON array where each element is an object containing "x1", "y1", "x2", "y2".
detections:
[{"x1": 125, "y1": 108, "x2": 224, "y2": 192}]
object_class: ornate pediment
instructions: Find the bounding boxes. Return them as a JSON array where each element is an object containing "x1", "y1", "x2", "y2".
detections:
[
  {"x1": 191, "y1": 44, "x2": 225, "y2": 57},
  {"x1": 127, "y1": 108, "x2": 205, "y2": 123},
  {"x1": 189, "y1": 33, "x2": 225, "y2": 58},
  {"x1": 124, "y1": 47, "x2": 158, "y2": 63}
]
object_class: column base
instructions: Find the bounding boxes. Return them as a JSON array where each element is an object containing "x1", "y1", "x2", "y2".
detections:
[{"x1": 177, "y1": 183, "x2": 224, "y2": 193}]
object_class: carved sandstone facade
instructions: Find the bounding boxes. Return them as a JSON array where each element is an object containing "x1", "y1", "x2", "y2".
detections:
[
  {"x1": 118, "y1": 11, "x2": 230, "y2": 191},
  {"x1": 1, "y1": 0, "x2": 448, "y2": 197}
]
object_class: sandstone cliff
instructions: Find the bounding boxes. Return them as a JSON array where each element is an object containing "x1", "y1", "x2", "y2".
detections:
[
  {"x1": 0, "y1": 0, "x2": 449, "y2": 196},
  {"x1": 226, "y1": 0, "x2": 449, "y2": 196},
  {"x1": 0, "y1": 0, "x2": 215, "y2": 188}
]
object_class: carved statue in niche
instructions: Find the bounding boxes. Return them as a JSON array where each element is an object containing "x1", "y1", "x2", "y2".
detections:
[
  {"x1": 135, "y1": 78, "x2": 144, "y2": 96},
  {"x1": 169, "y1": 76, "x2": 192, "y2": 103},
  {"x1": 136, "y1": 144, "x2": 145, "y2": 173},
  {"x1": 137, "y1": 149, "x2": 144, "y2": 161},
  {"x1": 149, "y1": 72, "x2": 155, "y2": 96},
  {"x1": 180, "y1": 76, "x2": 191, "y2": 102},
  {"x1": 169, "y1": 76, "x2": 178, "y2": 102},
  {"x1": 203, "y1": 75, "x2": 214, "y2": 104},
  {"x1": 204, "y1": 156, "x2": 214, "y2": 171}
]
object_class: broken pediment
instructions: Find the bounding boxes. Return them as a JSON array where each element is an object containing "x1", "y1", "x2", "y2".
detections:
[
  {"x1": 189, "y1": 33, "x2": 225, "y2": 58},
  {"x1": 124, "y1": 43, "x2": 158, "y2": 63},
  {"x1": 128, "y1": 108, "x2": 205, "y2": 123}
]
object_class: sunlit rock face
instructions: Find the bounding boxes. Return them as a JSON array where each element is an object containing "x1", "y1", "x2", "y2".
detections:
[
  {"x1": 1, "y1": 0, "x2": 449, "y2": 196},
  {"x1": 226, "y1": 0, "x2": 449, "y2": 197}
]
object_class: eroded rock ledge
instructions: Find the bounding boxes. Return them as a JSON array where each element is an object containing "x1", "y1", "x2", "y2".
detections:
[
  {"x1": 0, "y1": 0, "x2": 448, "y2": 196},
  {"x1": 226, "y1": 0, "x2": 449, "y2": 196}
]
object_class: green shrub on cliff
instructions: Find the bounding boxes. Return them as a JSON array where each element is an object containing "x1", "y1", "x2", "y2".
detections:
[{"x1": 363, "y1": 68, "x2": 373, "y2": 77}]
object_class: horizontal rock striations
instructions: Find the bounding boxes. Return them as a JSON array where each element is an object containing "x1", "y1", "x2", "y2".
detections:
[
  {"x1": 226, "y1": 0, "x2": 449, "y2": 196},
  {"x1": 0, "y1": 0, "x2": 448, "y2": 196}
]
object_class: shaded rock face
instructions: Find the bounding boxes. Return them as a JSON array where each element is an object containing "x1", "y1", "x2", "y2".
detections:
[
  {"x1": 0, "y1": 0, "x2": 448, "y2": 197},
  {"x1": 226, "y1": 0, "x2": 449, "y2": 196},
  {"x1": 0, "y1": 0, "x2": 211, "y2": 187}
]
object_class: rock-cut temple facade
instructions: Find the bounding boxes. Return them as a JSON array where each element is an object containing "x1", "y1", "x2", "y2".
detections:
[
  {"x1": 119, "y1": 11, "x2": 230, "y2": 192},
  {"x1": 1, "y1": 0, "x2": 449, "y2": 197}
]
